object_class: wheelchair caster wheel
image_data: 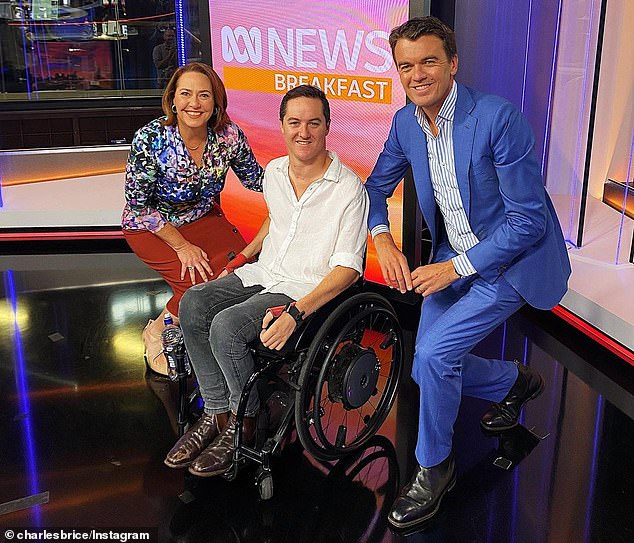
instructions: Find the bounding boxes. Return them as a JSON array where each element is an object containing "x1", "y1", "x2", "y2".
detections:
[{"x1": 256, "y1": 468, "x2": 274, "y2": 500}]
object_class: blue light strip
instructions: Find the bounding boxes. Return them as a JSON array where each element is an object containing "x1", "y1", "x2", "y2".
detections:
[
  {"x1": 541, "y1": 0, "x2": 563, "y2": 178},
  {"x1": 614, "y1": 132, "x2": 634, "y2": 263},
  {"x1": 511, "y1": 455, "x2": 519, "y2": 543},
  {"x1": 583, "y1": 395, "x2": 604, "y2": 542},
  {"x1": 567, "y1": 0, "x2": 597, "y2": 241},
  {"x1": 511, "y1": 336, "x2": 530, "y2": 543},
  {"x1": 519, "y1": 0, "x2": 533, "y2": 113},
  {"x1": 4, "y1": 270, "x2": 41, "y2": 524},
  {"x1": 34, "y1": 17, "x2": 48, "y2": 89},
  {"x1": 175, "y1": 0, "x2": 187, "y2": 66},
  {"x1": 17, "y1": 1, "x2": 32, "y2": 96},
  {"x1": 519, "y1": 336, "x2": 529, "y2": 426}
]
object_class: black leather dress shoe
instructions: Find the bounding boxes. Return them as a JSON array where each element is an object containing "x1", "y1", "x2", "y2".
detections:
[
  {"x1": 481, "y1": 361, "x2": 544, "y2": 432},
  {"x1": 388, "y1": 454, "x2": 456, "y2": 529}
]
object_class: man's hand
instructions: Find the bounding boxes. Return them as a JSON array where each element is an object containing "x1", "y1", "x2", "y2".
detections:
[
  {"x1": 411, "y1": 260, "x2": 460, "y2": 296},
  {"x1": 374, "y1": 232, "x2": 412, "y2": 294},
  {"x1": 260, "y1": 311, "x2": 296, "y2": 351}
]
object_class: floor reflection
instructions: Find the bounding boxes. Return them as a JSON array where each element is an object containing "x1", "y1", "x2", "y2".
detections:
[
  {"x1": 0, "y1": 254, "x2": 632, "y2": 543},
  {"x1": 168, "y1": 435, "x2": 398, "y2": 543}
]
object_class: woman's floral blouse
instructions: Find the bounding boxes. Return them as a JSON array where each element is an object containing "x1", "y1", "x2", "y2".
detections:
[{"x1": 122, "y1": 118, "x2": 263, "y2": 232}]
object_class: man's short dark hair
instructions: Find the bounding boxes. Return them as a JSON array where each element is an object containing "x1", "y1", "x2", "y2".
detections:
[
  {"x1": 389, "y1": 16, "x2": 457, "y2": 62},
  {"x1": 279, "y1": 85, "x2": 331, "y2": 126}
]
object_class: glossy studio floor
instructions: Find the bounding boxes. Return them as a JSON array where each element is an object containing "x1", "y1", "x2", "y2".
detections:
[{"x1": 1, "y1": 250, "x2": 632, "y2": 543}]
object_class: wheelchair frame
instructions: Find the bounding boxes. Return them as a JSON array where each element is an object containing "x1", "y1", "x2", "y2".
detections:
[{"x1": 175, "y1": 289, "x2": 404, "y2": 500}]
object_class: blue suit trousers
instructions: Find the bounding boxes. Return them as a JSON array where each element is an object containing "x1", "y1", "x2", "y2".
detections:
[{"x1": 413, "y1": 274, "x2": 525, "y2": 467}]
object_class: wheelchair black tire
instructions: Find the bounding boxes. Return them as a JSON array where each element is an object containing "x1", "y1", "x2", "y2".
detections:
[{"x1": 294, "y1": 292, "x2": 403, "y2": 461}]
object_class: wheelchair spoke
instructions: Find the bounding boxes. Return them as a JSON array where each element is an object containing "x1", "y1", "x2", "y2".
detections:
[
  {"x1": 364, "y1": 396, "x2": 378, "y2": 412},
  {"x1": 354, "y1": 410, "x2": 362, "y2": 435}
]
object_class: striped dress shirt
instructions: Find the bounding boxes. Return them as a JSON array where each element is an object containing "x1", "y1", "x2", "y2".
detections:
[{"x1": 372, "y1": 81, "x2": 478, "y2": 277}]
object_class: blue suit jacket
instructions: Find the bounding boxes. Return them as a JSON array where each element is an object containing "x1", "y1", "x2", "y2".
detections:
[{"x1": 366, "y1": 83, "x2": 570, "y2": 310}]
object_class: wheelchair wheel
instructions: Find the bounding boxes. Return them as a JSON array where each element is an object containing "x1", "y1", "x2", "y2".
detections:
[{"x1": 295, "y1": 293, "x2": 403, "y2": 460}]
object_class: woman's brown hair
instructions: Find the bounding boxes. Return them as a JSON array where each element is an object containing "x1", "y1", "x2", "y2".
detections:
[{"x1": 161, "y1": 62, "x2": 230, "y2": 132}]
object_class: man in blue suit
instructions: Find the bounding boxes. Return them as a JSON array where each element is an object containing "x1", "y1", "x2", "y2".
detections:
[{"x1": 365, "y1": 17, "x2": 571, "y2": 529}]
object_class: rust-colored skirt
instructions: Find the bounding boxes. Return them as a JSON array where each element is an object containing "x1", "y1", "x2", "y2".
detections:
[{"x1": 123, "y1": 206, "x2": 246, "y2": 315}]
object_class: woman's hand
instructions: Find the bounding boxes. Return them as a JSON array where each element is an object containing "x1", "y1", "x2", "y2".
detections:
[{"x1": 176, "y1": 242, "x2": 214, "y2": 285}]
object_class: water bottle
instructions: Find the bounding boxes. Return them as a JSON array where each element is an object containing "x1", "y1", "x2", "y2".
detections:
[
  {"x1": 182, "y1": 344, "x2": 192, "y2": 377},
  {"x1": 161, "y1": 313, "x2": 182, "y2": 381}
]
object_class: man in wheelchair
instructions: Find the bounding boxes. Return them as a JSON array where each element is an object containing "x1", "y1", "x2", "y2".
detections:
[{"x1": 164, "y1": 85, "x2": 370, "y2": 477}]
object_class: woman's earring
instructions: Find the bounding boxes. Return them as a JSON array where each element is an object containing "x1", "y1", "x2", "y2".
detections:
[
  {"x1": 213, "y1": 106, "x2": 220, "y2": 117},
  {"x1": 171, "y1": 104, "x2": 177, "y2": 114}
]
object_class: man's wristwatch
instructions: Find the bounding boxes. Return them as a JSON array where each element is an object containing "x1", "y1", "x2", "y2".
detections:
[{"x1": 285, "y1": 302, "x2": 305, "y2": 325}]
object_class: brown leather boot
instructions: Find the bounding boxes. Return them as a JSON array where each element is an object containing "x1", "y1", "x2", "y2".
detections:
[
  {"x1": 188, "y1": 413, "x2": 256, "y2": 477},
  {"x1": 164, "y1": 412, "x2": 230, "y2": 468}
]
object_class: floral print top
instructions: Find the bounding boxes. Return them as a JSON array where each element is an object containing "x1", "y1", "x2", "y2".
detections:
[{"x1": 122, "y1": 118, "x2": 263, "y2": 232}]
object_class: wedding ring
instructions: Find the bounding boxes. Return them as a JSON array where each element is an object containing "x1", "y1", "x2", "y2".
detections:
[{"x1": 188, "y1": 266, "x2": 194, "y2": 270}]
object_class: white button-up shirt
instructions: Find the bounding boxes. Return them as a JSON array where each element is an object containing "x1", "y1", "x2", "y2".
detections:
[{"x1": 235, "y1": 151, "x2": 369, "y2": 300}]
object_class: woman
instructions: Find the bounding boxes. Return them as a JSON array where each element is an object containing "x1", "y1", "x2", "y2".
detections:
[{"x1": 122, "y1": 62, "x2": 263, "y2": 376}]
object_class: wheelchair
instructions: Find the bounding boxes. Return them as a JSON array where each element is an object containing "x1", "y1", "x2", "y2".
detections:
[{"x1": 170, "y1": 287, "x2": 404, "y2": 500}]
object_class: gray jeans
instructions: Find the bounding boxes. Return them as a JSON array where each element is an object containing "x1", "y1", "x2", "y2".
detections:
[{"x1": 179, "y1": 273, "x2": 293, "y2": 416}]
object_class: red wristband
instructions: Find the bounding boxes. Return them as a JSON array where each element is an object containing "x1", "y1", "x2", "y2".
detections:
[
  {"x1": 224, "y1": 253, "x2": 249, "y2": 273},
  {"x1": 265, "y1": 304, "x2": 287, "y2": 318}
]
